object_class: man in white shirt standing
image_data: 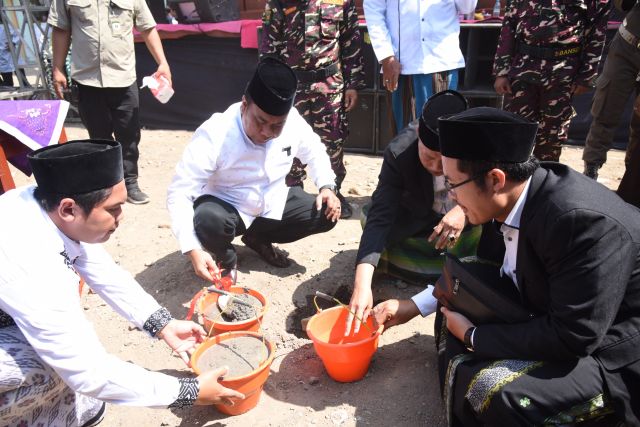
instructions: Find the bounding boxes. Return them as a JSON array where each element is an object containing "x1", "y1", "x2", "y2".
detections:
[
  {"x1": 0, "y1": 141, "x2": 244, "y2": 426},
  {"x1": 364, "y1": 0, "x2": 477, "y2": 132},
  {"x1": 167, "y1": 58, "x2": 341, "y2": 284}
]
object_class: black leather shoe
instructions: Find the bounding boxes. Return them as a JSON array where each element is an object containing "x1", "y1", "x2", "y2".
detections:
[
  {"x1": 126, "y1": 186, "x2": 150, "y2": 204},
  {"x1": 336, "y1": 192, "x2": 352, "y2": 219}
]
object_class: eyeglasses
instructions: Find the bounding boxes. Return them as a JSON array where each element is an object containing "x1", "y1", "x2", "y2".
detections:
[{"x1": 444, "y1": 171, "x2": 488, "y2": 193}]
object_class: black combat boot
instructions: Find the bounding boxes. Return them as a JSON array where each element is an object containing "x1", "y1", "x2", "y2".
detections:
[{"x1": 583, "y1": 162, "x2": 601, "y2": 180}]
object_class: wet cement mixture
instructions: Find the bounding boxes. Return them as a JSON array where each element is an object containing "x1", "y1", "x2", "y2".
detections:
[
  {"x1": 203, "y1": 292, "x2": 263, "y2": 323},
  {"x1": 196, "y1": 336, "x2": 269, "y2": 378}
]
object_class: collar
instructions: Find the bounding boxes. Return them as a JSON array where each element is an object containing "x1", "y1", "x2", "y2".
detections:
[
  {"x1": 237, "y1": 106, "x2": 254, "y2": 146},
  {"x1": 502, "y1": 177, "x2": 532, "y2": 230},
  {"x1": 39, "y1": 199, "x2": 83, "y2": 264}
]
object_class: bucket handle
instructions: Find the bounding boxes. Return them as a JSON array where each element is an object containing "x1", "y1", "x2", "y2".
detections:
[{"x1": 312, "y1": 291, "x2": 374, "y2": 335}]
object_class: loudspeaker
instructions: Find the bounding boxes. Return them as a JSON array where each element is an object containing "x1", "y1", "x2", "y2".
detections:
[
  {"x1": 345, "y1": 90, "x2": 394, "y2": 154},
  {"x1": 376, "y1": 94, "x2": 394, "y2": 153},
  {"x1": 346, "y1": 91, "x2": 377, "y2": 153},
  {"x1": 194, "y1": 0, "x2": 240, "y2": 23}
]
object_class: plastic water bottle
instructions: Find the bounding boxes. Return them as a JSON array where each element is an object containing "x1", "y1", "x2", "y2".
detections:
[
  {"x1": 492, "y1": 0, "x2": 501, "y2": 17},
  {"x1": 140, "y1": 75, "x2": 174, "y2": 104}
]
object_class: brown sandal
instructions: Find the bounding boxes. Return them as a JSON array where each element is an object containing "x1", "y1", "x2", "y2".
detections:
[{"x1": 241, "y1": 235, "x2": 291, "y2": 268}]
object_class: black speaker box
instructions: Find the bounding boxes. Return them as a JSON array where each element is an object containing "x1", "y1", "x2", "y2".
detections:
[
  {"x1": 194, "y1": 0, "x2": 240, "y2": 23},
  {"x1": 146, "y1": 0, "x2": 168, "y2": 24},
  {"x1": 345, "y1": 90, "x2": 394, "y2": 154}
]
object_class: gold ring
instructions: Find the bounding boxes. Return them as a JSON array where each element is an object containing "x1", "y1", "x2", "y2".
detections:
[{"x1": 448, "y1": 234, "x2": 456, "y2": 242}]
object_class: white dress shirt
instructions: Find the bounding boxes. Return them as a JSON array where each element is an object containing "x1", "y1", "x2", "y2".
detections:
[
  {"x1": 167, "y1": 102, "x2": 336, "y2": 254},
  {"x1": 364, "y1": 0, "x2": 477, "y2": 75},
  {"x1": 411, "y1": 285, "x2": 439, "y2": 317},
  {"x1": 0, "y1": 186, "x2": 180, "y2": 407},
  {"x1": 500, "y1": 177, "x2": 532, "y2": 288}
]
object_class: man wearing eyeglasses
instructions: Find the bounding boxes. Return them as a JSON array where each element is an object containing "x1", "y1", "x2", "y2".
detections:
[{"x1": 372, "y1": 107, "x2": 640, "y2": 426}]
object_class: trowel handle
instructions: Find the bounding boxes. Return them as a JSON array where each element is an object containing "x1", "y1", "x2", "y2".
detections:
[
  {"x1": 313, "y1": 291, "x2": 340, "y2": 314},
  {"x1": 314, "y1": 291, "x2": 335, "y2": 302}
]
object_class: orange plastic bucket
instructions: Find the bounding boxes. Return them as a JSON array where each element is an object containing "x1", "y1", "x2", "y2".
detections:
[
  {"x1": 306, "y1": 306, "x2": 383, "y2": 382},
  {"x1": 191, "y1": 331, "x2": 275, "y2": 415},
  {"x1": 200, "y1": 286, "x2": 268, "y2": 335}
]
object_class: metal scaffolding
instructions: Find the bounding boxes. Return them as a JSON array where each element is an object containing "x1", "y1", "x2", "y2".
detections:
[{"x1": 0, "y1": 0, "x2": 52, "y2": 100}]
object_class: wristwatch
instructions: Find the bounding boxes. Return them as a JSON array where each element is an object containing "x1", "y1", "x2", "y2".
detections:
[
  {"x1": 319, "y1": 184, "x2": 336, "y2": 193},
  {"x1": 463, "y1": 326, "x2": 476, "y2": 352}
]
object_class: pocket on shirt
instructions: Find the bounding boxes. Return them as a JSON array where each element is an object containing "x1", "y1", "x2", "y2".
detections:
[
  {"x1": 109, "y1": 0, "x2": 135, "y2": 37},
  {"x1": 320, "y1": 3, "x2": 343, "y2": 39},
  {"x1": 67, "y1": 0, "x2": 93, "y2": 24}
]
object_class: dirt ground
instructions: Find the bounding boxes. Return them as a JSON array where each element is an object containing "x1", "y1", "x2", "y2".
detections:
[{"x1": 10, "y1": 124, "x2": 627, "y2": 427}]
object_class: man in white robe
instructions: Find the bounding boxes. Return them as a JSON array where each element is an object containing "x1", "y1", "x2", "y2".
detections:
[{"x1": 0, "y1": 140, "x2": 243, "y2": 426}]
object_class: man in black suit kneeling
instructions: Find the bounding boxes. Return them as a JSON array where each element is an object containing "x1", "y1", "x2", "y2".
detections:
[{"x1": 374, "y1": 107, "x2": 640, "y2": 426}]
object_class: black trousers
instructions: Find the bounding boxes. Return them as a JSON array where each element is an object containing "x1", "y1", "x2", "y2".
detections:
[
  {"x1": 0, "y1": 72, "x2": 13, "y2": 86},
  {"x1": 193, "y1": 186, "x2": 337, "y2": 269},
  {"x1": 76, "y1": 81, "x2": 141, "y2": 188}
]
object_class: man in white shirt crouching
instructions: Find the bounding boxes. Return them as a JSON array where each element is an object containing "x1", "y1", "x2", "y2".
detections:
[
  {"x1": 167, "y1": 57, "x2": 341, "y2": 284},
  {"x1": 0, "y1": 140, "x2": 244, "y2": 426}
]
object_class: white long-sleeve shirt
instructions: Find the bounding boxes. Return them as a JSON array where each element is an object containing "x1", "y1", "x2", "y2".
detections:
[
  {"x1": 167, "y1": 102, "x2": 336, "y2": 254},
  {"x1": 364, "y1": 0, "x2": 477, "y2": 75},
  {"x1": 0, "y1": 186, "x2": 180, "y2": 406}
]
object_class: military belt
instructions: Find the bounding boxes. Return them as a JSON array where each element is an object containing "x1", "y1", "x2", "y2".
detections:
[
  {"x1": 294, "y1": 62, "x2": 340, "y2": 84},
  {"x1": 619, "y1": 19, "x2": 640, "y2": 49},
  {"x1": 516, "y1": 42, "x2": 582, "y2": 59}
]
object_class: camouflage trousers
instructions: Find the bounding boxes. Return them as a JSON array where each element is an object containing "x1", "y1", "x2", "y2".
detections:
[
  {"x1": 583, "y1": 33, "x2": 640, "y2": 168},
  {"x1": 286, "y1": 88, "x2": 347, "y2": 189},
  {"x1": 505, "y1": 79, "x2": 575, "y2": 162}
]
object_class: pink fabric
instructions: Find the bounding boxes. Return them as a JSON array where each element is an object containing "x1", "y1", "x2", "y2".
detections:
[
  {"x1": 136, "y1": 21, "x2": 262, "y2": 48},
  {"x1": 240, "y1": 20, "x2": 261, "y2": 49}
]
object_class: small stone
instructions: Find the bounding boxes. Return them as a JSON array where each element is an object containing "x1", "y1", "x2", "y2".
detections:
[
  {"x1": 157, "y1": 224, "x2": 171, "y2": 229},
  {"x1": 300, "y1": 316, "x2": 312, "y2": 331},
  {"x1": 330, "y1": 409, "x2": 349, "y2": 425}
]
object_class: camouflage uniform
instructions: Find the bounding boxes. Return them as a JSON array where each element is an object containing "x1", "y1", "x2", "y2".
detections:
[
  {"x1": 583, "y1": 1, "x2": 640, "y2": 178},
  {"x1": 493, "y1": 0, "x2": 610, "y2": 161},
  {"x1": 260, "y1": 0, "x2": 365, "y2": 190}
]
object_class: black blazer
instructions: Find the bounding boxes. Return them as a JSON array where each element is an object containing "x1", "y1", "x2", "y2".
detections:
[
  {"x1": 356, "y1": 121, "x2": 438, "y2": 266},
  {"x1": 476, "y1": 163, "x2": 640, "y2": 425}
]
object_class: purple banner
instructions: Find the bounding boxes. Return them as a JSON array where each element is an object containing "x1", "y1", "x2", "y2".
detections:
[{"x1": 0, "y1": 100, "x2": 69, "y2": 175}]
